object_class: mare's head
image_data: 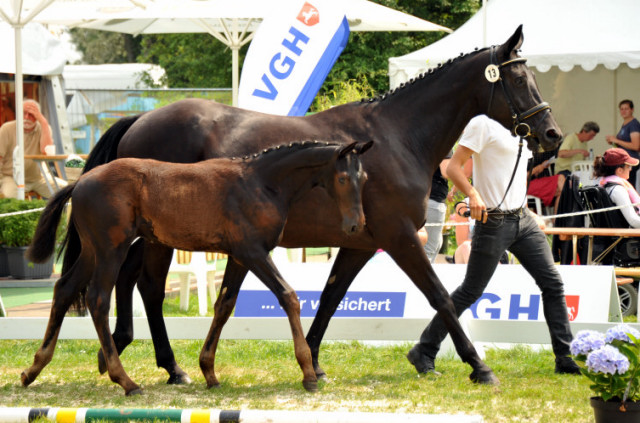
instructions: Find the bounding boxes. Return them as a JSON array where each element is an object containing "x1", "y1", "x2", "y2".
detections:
[
  {"x1": 483, "y1": 25, "x2": 562, "y2": 151},
  {"x1": 325, "y1": 141, "x2": 373, "y2": 235}
]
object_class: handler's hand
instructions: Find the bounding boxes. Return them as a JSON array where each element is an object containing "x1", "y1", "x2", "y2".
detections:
[{"x1": 468, "y1": 189, "x2": 488, "y2": 223}]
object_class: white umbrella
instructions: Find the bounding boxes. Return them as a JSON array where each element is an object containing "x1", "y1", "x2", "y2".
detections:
[
  {"x1": 0, "y1": 0, "x2": 150, "y2": 199},
  {"x1": 72, "y1": 0, "x2": 451, "y2": 106}
]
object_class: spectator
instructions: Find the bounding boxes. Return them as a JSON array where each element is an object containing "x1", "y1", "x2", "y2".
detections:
[
  {"x1": 527, "y1": 146, "x2": 565, "y2": 216},
  {"x1": 0, "y1": 99, "x2": 65, "y2": 198},
  {"x1": 423, "y1": 154, "x2": 452, "y2": 263},
  {"x1": 606, "y1": 100, "x2": 640, "y2": 189},
  {"x1": 554, "y1": 121, "x2": 600, "y2": 176}
]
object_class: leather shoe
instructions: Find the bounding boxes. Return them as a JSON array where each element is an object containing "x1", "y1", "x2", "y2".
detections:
[
  {"x1": 555, "y1": 356, "x2": 581, "y2": 375},
  {"x1": 406, "y1": 345, "x2": 440, "y2": 375}
]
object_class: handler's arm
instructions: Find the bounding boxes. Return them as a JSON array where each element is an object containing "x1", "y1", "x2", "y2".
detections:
[{"x1": 447, "y1": 145, "x2": 487, "y2": 223}]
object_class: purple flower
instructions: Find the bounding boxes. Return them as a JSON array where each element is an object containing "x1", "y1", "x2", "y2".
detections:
[
  {"x1": 586, "y1": 345, "x2": 630, "y2": 375},
  {"x1": 605, "y1": 324, "x2": 640, "y2": 343},
  {"x1": 571, "y1": 330, "x2": 606, "y2": 355}
]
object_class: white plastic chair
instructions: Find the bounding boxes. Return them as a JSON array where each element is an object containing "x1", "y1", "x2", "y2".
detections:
[
  {"x1": 167, "y1": 250, "x2": 218, "y2": 316},
  {"x1": 572, "y1": 160, "x2": 596, "y2": 186}
]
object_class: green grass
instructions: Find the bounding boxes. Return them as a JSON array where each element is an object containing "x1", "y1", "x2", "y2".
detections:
[
  {"x1": 0, "y1": 340, "x2": 593, "y2": 422},
  {"x1": 0, "y1": 287, "x2": 54, "y2": 308}
]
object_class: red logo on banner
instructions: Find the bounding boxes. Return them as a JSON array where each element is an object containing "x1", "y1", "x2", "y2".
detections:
[
  {"x1": 297, "y1": 2, "x2": 320, "y2": 26},
  {"x1": 566, "y1": 295, "x2": 580, "y2": 321}
]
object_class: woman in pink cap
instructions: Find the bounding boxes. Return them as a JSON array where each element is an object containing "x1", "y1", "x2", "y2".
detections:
[{"x1": 593, "y1": 147, "x2": 640, "y2": 227}]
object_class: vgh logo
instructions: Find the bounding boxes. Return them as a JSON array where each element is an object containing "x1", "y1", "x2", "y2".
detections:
[{"x1": 297, "y1": 2, "x2": 320, "y2": 26}]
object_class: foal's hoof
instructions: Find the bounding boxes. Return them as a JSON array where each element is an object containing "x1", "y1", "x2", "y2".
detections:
[
  {"x1": 302, "y1": 380, "x2": 318, "y2": 393},
  {"x1": 167, "y1": 373, "x2": 192, "y2": 385},
  {"x1": 315, "y1": 369, "x2": 327, "y2": 381},
  {"x1": 125, "y1": 387, "x2": 144, "y2": 396},
  {"x1": 469, "y1": 368, "x2": 500, "y2": 385},
  {"x1": 20, "y1": 370, "x2": 34, "y2": 387}
]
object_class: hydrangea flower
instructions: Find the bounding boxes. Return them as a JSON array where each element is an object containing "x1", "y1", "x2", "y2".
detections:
[
  {"x1": 586, "y1": 345, "x2": 630, "y2": 375},
  {"x1": 570, "y1": 330, "x2": 606, "y2": 356},
  {"x1": 605, "y1": 324, "x2": 640, "y2": 343}
]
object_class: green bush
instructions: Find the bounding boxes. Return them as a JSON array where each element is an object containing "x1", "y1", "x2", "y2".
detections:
[{"x1": 0, "y1": 199, "x2": 48, "y2": 247}]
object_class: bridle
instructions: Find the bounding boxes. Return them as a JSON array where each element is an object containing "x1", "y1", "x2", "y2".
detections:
[
  {"x1": 484, "y1": 46, "x2": 552, "y2": 213},
  {"x1": 486, "y1": 46, "x2": 551, "y2": 139}
]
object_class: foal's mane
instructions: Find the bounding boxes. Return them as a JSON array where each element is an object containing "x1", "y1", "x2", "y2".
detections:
[
  {"x1": 230, "y1": 140, "x2": 339, "y2": 162},
  {"x1": 358, "y1": 46, "x2": 489, "y2": 105}
]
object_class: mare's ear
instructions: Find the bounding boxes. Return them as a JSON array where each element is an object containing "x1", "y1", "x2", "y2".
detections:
[
  {"x1": 356, "y1": 140, "x2": 374, "y2": 155},
  {"x1": 497, "y1": 25, "x2": 523, "y2": 61},
  {"x1": 339, "y1": 141, "x2": 358, "y2": 158}
]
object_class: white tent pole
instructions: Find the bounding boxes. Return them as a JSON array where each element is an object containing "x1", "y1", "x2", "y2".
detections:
[
  {"x1": 14, "y1": 24, "x2": 25, "y2": 200},
  {"x1": 482, "y1": 0, "x2": 487, "y2": 47},
  {"x1": 232, "y1": 44, "x2": 239, "y2": 107}
]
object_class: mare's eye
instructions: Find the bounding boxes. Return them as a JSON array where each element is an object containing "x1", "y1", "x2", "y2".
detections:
[{"x1": 515, "y1": 76, "x2": 525, "y2": 86}]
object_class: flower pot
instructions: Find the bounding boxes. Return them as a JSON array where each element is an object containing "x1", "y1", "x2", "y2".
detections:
[
  {"x1": 591, "y1": 397, "x2": 640, "y2": 423},
  {"x1": 0, "y1": 246, "x2": 10, "y2": 277},
  {"x1": 64, "y1": 167, "x2": 83, "y2": 182},
  {"x1": 5, "y1": 246, "x2": 54, "y2": 279}
]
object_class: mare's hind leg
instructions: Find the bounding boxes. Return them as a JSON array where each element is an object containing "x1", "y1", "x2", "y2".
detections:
[
  {"x1": 240, "y1": 254, "x2": 317, "y2": 392},
  {"x1": 87, "y1": 250, "x2": 142, "y2": 395},
  {"x1": 137, "y1": 243, "x2": 190, "y2": 384},
  {"x1": 199, "y1": 258, "x2": 248, "y2": 389},
  {"x1": 22, "y1": 254, "x2": 93, "y2": 387},
  {"x1": 305, "y1": 248, "x2": 375, "y2": 379}
]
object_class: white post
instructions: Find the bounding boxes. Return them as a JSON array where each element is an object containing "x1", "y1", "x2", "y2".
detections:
[{"x1": 14, "y1": 25, "x2": 25, "y2": 200}]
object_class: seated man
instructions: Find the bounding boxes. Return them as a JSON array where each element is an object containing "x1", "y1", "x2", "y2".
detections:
[
  {"x1": 0, "y1": 99, "x2": 66, "y2": 198},
  {"x1": 554, "y1": 121, "x2": 600, "y2": 176},
  {"x1": 527, "y1": 146, "x2": 564, "y2": 216}
]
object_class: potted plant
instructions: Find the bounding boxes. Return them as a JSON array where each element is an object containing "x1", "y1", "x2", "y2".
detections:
[
  {"x1": 571, "y1": 324, "x2": 640, "y2": 422},
  {"x1": 64, "y1": 155, "x2": 85, "y2": 182},
  {"x1": 0, "y1": 198, "x2": 55, "y2": 279}
]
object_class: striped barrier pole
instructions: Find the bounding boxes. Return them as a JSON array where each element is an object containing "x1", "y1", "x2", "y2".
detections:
[{"x1": 0, "y1": 408, "x2": 483, "y2": 423}]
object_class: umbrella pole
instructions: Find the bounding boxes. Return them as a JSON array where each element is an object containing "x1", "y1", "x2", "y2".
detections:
[{"x1": 14, "y1": 25, "x2": 25, "y2": 201}]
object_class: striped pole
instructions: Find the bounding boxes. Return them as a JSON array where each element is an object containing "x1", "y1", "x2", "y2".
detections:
[{"x1": 0, "y1": 408, "x2": 483, "y2": 423}]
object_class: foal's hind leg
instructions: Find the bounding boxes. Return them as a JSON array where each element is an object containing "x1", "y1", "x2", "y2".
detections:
[
  {"x1": 305, "y1": 248, "x2": 375, "y2": 379},
  {"x1": 22, "y1": 255, "x2": 93, "y2": 387},
  {"x1": 241, "y1": 254, "x2": 317, "y2": 392},
  {"x1": 199, "y1": 258, "x2": 248, "y2": 389},
  {"x1": 88, "y1": 251, "x2": 143, "y2": 395}
]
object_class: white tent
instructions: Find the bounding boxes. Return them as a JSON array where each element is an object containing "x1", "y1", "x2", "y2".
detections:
[{"x1": 388, "y1": 0, "x2": 640, "y2": 156}]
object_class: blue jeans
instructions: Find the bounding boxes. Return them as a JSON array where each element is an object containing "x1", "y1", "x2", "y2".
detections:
[{"x1": 417, "y1": 210, "x2": 573, "y2": 359}]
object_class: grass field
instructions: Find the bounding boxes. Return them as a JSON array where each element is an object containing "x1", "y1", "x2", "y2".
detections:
[{"x1": 0, "y1": 339, "x2": 594, "y2": 422}]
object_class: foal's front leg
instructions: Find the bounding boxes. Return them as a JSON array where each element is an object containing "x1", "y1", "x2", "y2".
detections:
[
  {"x1": 199, "y1": 258, "x2": 248, "y2": 389},
  {"x1": 242, "y1": 254, "x2": 317, "y2": 392}
]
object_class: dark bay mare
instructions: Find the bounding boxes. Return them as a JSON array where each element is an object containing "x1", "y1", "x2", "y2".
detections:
[
  {"x1": 58, "y1": 26, "x2": 562, "y2": 387},
  {"x1": 22, "y1": 141, "x2": 372, "y2": 395}
]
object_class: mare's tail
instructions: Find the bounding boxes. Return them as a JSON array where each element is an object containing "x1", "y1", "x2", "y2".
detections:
[{"x1": 26, "y1": 184, "x2": 75, "y2": 263}]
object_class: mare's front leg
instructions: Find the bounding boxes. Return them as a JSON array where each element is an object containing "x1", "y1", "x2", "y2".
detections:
[
  {"x1": 241, "y1": 253, "x2": 317, "y2": 392},
  {"x1": 88, "y1": 250, "x2": 142, "y2": 395},
  {"x1": 199, "y1": 258, "x2": 248, "y2": 389},
  {"x1": 385, "y1": 229, "x2": 498, "y2": 385},
  {"x1": 305, "y1": 248, "x2": 375, "y2": 378},
  {"x1": 22, "y1": 255, "x2": 93, "y2": 387}
]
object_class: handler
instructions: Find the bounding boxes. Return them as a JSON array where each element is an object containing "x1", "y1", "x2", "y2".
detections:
[{"x1": 406, "y1": 115, "x2": 580, "y2": 375}]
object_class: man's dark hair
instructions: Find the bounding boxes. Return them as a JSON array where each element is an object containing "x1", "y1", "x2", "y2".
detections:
[{"x1": 581, "y1": 121, "x2": 600, "y2": 134}]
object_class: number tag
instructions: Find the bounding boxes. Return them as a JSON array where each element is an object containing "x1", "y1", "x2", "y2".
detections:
[{"x1": 485, "y1": 64, "x2": 500, "y2": 83}]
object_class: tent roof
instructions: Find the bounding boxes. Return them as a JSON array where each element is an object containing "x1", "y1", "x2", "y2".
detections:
[
  {"x1": 0, "y1": 22, "x2": 68, "y2": 75},
  {"x1": 63, "y1": 63, "x2": 166, "y2": 89},
  {"x1": 389, "y1": 0, "x2": 640, "y2": 84}
]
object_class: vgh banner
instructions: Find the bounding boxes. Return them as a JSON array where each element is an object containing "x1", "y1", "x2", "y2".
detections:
[{"x1": 238, "y1": 0, "x2": 349, "y2": 116}]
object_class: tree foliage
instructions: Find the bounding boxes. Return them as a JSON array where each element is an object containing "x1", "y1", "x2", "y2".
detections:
[{"x1": 69, "y1": 0, "x2": 480, "y2": 94}]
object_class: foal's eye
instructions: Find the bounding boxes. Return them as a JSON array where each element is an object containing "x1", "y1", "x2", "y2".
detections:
[{"x1": 338, "y1": 176, "x2": 347, "y2": 185}]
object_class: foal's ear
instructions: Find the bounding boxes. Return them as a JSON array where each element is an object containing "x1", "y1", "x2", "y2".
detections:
[
  {"x1": 339, "y1": 142, "x2": 358, "y2": 158},
  {"x1": 497, "y1": 24, "x2": 523, "y2": 60},
  {"x1": 355, "y1": 140, "x2": 374, "y2": 155}
]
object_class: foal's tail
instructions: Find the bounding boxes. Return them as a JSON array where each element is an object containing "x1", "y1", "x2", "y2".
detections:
[{"x1": 26, "y1": 184, "x2": 75, "y2": 263}]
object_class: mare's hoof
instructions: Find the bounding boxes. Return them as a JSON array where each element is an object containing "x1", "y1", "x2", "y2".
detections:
[
  {"x1": 167, "y1": 373, "x2": 192, "y2": 385},
  {"x1": 21, "y1": 371, "x2": 34, "y2": 387},
  {"x1": 302, "y1": 380, "x2": 318, "y2": 393},
  {"x1": 206, "y1": 381, "x2": 221, "y2": 389},
  {"x1": 315, "y1": 369, "x2": 327, "y2": 380},
  {"x1": 97, "y1": 351, "x2": 107, "y2": 375},
  {"x1": 125, "y1": 387, "x2": 144, "y2": 396},
  {"x1": 469, "y1": 368, "x2": 500, "y2": 385}
]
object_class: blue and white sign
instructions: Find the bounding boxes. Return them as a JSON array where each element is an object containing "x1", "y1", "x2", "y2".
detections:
[
  {"x1": 234, "y1": 253, "x2": 618, "y2": 323},
  {"x1": 238, "y1": 0, "x2": 349, "y2": 116}
]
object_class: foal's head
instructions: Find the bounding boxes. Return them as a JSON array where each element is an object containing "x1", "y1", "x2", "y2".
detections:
[{"x1": 326, "y1": 141, "x2": 373, "y2": 235}]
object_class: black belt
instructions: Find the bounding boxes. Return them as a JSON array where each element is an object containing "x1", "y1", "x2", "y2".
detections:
[{"x1": 487, "y1": 207, "x2": 525, "y2": 217}]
